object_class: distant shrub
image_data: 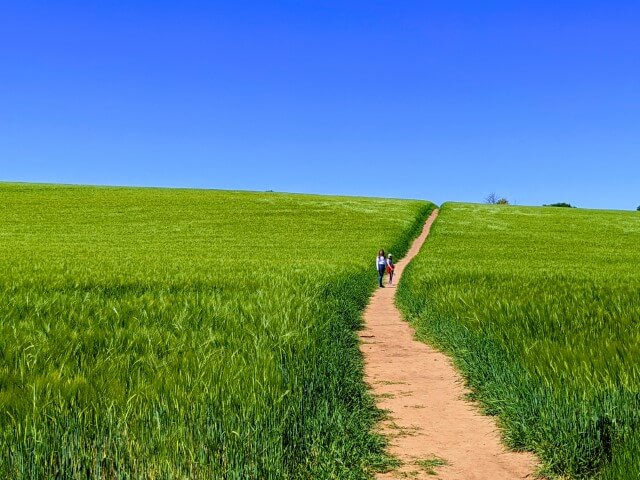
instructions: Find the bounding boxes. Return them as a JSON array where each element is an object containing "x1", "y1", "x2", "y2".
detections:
[
  {"x1": 486, "y1": 194, "x2": 510, "y2": 205},
  {"x1": 637, "y1": 205, "x2": 640, "y2": 211},
  {"x1": 544, "y1": 203, "x2": 575, "y2": 208},
  {"x1": 485, "y1": 193, "x2": 498, "y2": 204}
]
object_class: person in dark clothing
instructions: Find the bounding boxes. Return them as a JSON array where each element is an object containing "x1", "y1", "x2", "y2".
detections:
[{"x1": 376, "y1": 249, "x2": 386, "y2": 287}]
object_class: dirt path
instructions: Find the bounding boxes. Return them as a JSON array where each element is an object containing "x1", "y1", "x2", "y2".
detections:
[{"x1": 359, "y1": 209, "x2": 538, "y2": 480}]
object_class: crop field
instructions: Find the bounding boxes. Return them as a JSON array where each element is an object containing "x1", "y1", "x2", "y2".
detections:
[
  {"x1": 398, "y1": 203, "x2": 640, "y2": 479},
  {"x1": 0, "y1": 183, "x2": 433, "y2": 479}
]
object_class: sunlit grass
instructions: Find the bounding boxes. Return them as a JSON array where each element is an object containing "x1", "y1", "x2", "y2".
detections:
[
  {"x1": 0, "y1": 183, "x2": 433, "y2": 479},
  {"x1": 398, "y1": 202, "x2": 640, "y2": 479}
]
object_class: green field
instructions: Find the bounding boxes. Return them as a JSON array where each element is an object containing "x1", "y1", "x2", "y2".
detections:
[
  {"x1": 0, "y1": 183, "x2": 433, "y2": 479},
  {"x1": 398, "y1": 203, "x2": 640, "y2": 479}
]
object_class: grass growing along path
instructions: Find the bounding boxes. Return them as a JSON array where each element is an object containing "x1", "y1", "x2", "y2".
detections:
[
  {"x1": 398, "y1": 202, "x2": 640, "y2": 479},
  {"x1": 0, "y1": 183, "x2": 434, "y2": 479},
  {"x1": 362, "y1": 210, "x2": 536, "y2": 480}
]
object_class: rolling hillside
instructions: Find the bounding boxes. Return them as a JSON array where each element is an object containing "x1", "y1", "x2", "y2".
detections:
[
  {"x1": 0, "y1": 183, "x2": 433, "y2": 479},
  {"x1": 398, "y1": 202, "x2": 640, "y2": 479}
]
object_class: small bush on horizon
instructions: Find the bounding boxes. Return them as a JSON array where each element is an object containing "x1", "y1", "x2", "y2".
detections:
[
  {"x1": 543, "y1": 202, "x2": 575, "y2": 208},
  {"x1": 486, "y1": 193, "x2": 509, "y2": 205}
]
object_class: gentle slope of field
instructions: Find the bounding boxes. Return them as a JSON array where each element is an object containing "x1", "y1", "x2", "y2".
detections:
[
  {"x1": 398, "y1": 202, "x2": 640, "y2": 479},
  {"x1": 0, "y1": 183, "x2": 434, "y2": 479},
  {"x1": 362, "y1": 210, "x2": 537, "y2": 480}
]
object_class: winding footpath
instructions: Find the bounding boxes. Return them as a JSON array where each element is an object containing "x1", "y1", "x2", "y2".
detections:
[{"x1": 359, "y1": 209, "x2": 538, "y2": 480}]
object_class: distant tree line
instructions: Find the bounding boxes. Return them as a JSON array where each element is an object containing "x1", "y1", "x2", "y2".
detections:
[
  {"x1": 485, "y1": 196, "x2": 640, "y2": 211},
  {"x1": 543, "y1": 202, "x2": 575, "y2": 208}
]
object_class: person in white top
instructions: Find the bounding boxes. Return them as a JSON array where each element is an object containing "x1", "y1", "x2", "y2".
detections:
[
  {"x1": 376, "y1": 249, "x2": 387, "y2": 287},
  {"x1": 386, "y1": 253, "x2": 395, "y2": 285}
]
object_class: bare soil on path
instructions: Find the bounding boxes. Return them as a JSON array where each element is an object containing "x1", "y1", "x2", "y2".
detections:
[{"x1": 360, "y1": 209, "x2": 539, "y2": 480}]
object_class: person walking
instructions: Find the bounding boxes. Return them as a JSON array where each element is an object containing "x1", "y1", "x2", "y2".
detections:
[
  {"x1": 386, "y1": 253, "x2": 395, "y2": 285},
  {"x1": 376, "y1": 249, "x2": 387, "y2": 287}
]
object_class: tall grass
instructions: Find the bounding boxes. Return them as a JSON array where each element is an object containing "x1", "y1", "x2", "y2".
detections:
[
  {"x1": 0, "y1": 183, "x2": 434, "y2": 479},
  {"x1": 398, "y1": 202, "x2": 640, "y2": 479}
]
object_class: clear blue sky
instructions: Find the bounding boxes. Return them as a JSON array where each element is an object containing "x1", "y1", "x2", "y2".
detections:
[{"x1": 1, "y1": 1, "x2": 638, "y2": 209}]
